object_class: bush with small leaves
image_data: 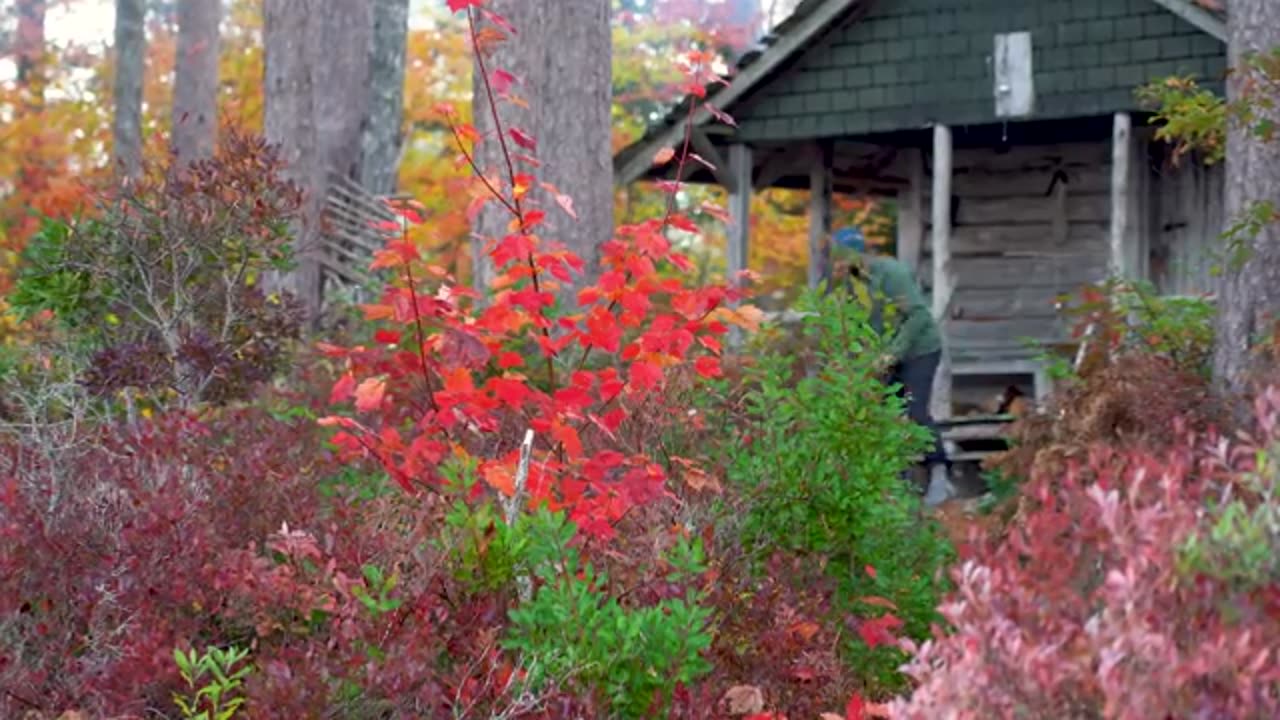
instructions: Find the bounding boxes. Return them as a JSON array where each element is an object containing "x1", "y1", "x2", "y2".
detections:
[
  {"x1": 9, "y1": 130, "x2": 306, "y2": 407},
  {"x1": 711, "y1": 288, "x2": 955, "y2": 696},
  {"x1": 890, "y1": 389, "x2": 1280, "y2": 720}
]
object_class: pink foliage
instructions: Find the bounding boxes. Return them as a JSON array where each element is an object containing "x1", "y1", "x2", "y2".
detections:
[{"x1": 890, "y1": 389, "x2": 1280, "y2": 719}]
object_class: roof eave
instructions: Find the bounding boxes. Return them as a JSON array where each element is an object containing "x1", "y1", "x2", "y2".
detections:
[{"x1": 613, "y1": 0, "x2": 864, "y2": 187}]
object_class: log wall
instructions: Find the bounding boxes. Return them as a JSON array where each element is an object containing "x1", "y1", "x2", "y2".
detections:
[
  {"x1": 1148, "y1": 153, "x2": 1223, "y2": 297},
  {"x1": 920, "y1": 141, "x2": 1113, "y2": 364}
]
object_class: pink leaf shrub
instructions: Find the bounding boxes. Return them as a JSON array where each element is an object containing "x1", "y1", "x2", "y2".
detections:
[{"x1": 891, "y1": 388, "x2": 1280, "y2": 719}]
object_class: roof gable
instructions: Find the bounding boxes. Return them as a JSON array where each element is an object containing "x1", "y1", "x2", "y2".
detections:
[{"x1": 615, "y1": 0, "x2": 1228, "y2": 187}]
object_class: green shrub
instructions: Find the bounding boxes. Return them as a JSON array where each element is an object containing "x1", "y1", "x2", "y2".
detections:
[
  {"x1": 501, "y1": 507, "x2": 713, "y2": 719},
  {"x1": 717, "y1": 288, "x2": 954, "y2": 693},
  {"x1": 1049, "y1": 279, "x2": 1216, "y2": 381},
  {"x1": 435, "y1": 461, "x2": 715, "y2": 718}
]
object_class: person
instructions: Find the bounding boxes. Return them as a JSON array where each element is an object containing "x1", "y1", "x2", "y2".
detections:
[{"x1": 830, "y1": 226, "x2": 952, "y2": 506}]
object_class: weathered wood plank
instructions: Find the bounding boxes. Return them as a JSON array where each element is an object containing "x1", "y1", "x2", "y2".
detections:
[
  {"x1": 924, "y1": 254, "x2": 1107, "y2": 290},
  {"x1": 950, "y1": 142, "x2": 1111, "y2": 173},
  {"x1": 952, "y1": 193, "x2": 1110, "y2": 225},
  {"x1": 948, "y1": 317, "x2": 1068, "y2": 345},
  {"x1": 944, "y1": 164, "x2": 1111, "y2": 198},
  {"x1": 921, "y1": 223, "x2": 1108, "y2": 255},
  {"x1": 946, "y1": 286, "x2": 1065, "y2": 320},
  {"x1": 1151, "y1": 157, "x2": 1224, "y2": 296}
]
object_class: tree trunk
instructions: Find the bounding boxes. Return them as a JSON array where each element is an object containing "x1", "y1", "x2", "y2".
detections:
[
  {"x1": 470, "y1": 0, "x2": 613, "y2": 297},
  {"x1": 1213, "y1": 0, "x2": 1280, "y2": 402},
  {"x1": 15, "y1": 0, "x2": 47, "y2": 199},
  {"x1": 16, "y1": 0, "x2": 47, "y2": 100},
  {"x1": 357, "y1": 0, "x2": 410, "y2": 196},
  {"x1": 113, "y1": 0, "x2": 146, "y2": 179},
  {"x1": 172, "y1": 0, "x2": 222, "y2": 163},
  {"x1": 263, "y1": 0, "x2": 372, "y2": 321}
]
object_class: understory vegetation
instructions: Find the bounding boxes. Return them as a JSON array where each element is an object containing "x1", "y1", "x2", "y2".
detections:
[{"x1": 3, "y1": 6, "x2": 1280, "y2": 720}]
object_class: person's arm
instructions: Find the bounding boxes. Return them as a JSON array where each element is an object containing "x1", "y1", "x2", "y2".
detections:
[{"x1": 879, "y1": 264, "x2": 932, "y2": 361}]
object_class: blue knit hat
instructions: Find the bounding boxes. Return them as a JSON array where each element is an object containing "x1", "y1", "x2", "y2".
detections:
[{"x1": 832, "y1": 226, "x2": 866, "y2": 252}]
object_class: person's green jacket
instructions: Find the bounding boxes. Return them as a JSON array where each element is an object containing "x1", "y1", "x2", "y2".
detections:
[{"x1": 859, "y1": 257, "x2": 942, "y2": 362}]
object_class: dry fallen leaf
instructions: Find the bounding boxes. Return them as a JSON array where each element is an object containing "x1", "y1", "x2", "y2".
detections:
[{"x1": 722, "y1": 684, "x2": 765, "y2": 715}]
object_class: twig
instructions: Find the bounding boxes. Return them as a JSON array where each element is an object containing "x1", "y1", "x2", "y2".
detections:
[
  {"x1": 504, "y1": 428, "x2": 535, "y2": 526},
  {"x1": 505, "y1": 428, "x2": 536, "y2": 604}
]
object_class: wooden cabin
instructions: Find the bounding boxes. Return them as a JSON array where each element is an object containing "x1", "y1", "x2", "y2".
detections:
[{"x1": 613, "y1": 0, "x2": 1228, "y2": 425}]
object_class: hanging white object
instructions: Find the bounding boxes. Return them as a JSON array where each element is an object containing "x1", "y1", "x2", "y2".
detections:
[{"x1": 993, "y1": 31, "x2": 1035, "y2": 118}]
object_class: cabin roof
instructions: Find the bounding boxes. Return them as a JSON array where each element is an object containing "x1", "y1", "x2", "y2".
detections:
[{"x1": 614, "y1": 0, "x2": 1227, "y2": 188}]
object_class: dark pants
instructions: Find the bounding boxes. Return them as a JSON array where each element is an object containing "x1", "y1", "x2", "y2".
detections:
[{"x1": 885, "y1": 350, "x2": 948, "y2": 469}]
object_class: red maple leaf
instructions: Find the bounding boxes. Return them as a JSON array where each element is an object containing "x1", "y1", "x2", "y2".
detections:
[
  {"x1": 693, "y1": 356, "x2": 722, "y2": 379},
  {"x1": 629, "y1": 360, "x2": 663, "y2": 392},
  {"x1": 509, "y1": 127, "x2": 537, "y2": 151},
  {"x1": 845, "y1": 694, "x2": 866, "y2": 720}
]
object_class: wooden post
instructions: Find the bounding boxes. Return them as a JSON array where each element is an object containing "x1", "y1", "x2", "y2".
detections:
[
  {"x1": 930, "y1": 124, "x2": 953, "y2": 422},
  {"x1": 808, "y1": 141, "x2": 833, "y2": 289},
  {"x1": 1109, "y1": 111, "x2": 1133, "y2": 278},
  {"x1": 727, "y1": 143, "x2": 752, "y2": 348},
  {"x1": 727, "y1": 143, "x2": 752, "y2": 292},
  {"x1": 897, "y1": 148, "x2": 924, "y2": 275}
]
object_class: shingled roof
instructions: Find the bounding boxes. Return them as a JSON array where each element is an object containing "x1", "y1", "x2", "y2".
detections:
[
  {"x1": 612, "y1": 0, "x2": 870, "y2": 186},
  {"x1": 612, "y1": 0, "x2": 1228, "y2": 188}
]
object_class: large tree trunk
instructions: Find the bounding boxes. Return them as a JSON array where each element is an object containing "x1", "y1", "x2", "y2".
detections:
[
  {"x1": 171, "y1": 0, "x2": 222, "y2": 163},
  {"x1": 16, "y1": 0, "x2": 47, "y2": 99},
  {"x1": 15, "y1": 0, "x2": 47, "y2": 199},
  {"x1": 263, "y1": 0, "x2": 372, "y2": 321},
  {"x1": 356, "y1": 0, "x2": 410, "y2": 196},
  {"x1": 112, "y1": 0, "x2": 146, "y2": 179},
  {"x1": 1213, "y1": 0, "x2": 1280, "y2": 401},
  {"x1": 471, "y1": 0, "x2": 613, "y2": 296}
]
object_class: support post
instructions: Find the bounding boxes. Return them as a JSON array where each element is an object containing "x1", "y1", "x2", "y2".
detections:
[
  {"x1": 727, "y1": 143, "x2": 753, "y2": 291},
  {"x1": 896, "y1": 148, "x2": 924, "y2": 276},
  {"x1": 1109, "y1": 111, "x2": 1134, "y2": 278},
  {"x1": 727, "y1": 143, "x2": 752, "y2": 348},
  {"x1": 930, "y1": 124, "x2": 954, "y2": 422},
  {"x1": 807, "y1": 141, "x2": 833, "y2": 289}
]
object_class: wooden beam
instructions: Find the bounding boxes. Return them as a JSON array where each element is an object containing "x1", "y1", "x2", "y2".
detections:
[
  {"x1": 897, "y1": 148, "x2": 924, "y2": 276},
  {"x1": 752, "y1": 149, "x2": 796, "y2": 190},
  {"x1": 690, "y1": 129, "x2": 737, "y2": 193},
  {"x1": 808, "y1": 142, "x2": 833, "y2": 290},
  {"x1": 1109, "y1": 111, "x2": 1133, "y2": 277},
  {"x1": 727, "y1": 143, "x2": 752, "y2": 291},
  {"x1": 931, "y1": 124, "x2": 954, "y2": 422},
  {"x1": 614, "y1": 0, "x2": 865, "y2": 186},
  {"x1": 1148, "y1": 0, "x2": 1226, "y2": 42}
]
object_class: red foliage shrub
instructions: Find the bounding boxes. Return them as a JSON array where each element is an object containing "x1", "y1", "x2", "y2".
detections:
[
  {"x1": 0, "y1": 401, "x2": 337, "y2": 716},
  {"x1": 0, "y1": 384, "x2": 598, "y2": 719},
  {"x1": 889, "y1": 389, "x2": 1280, "y2": 720}
]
